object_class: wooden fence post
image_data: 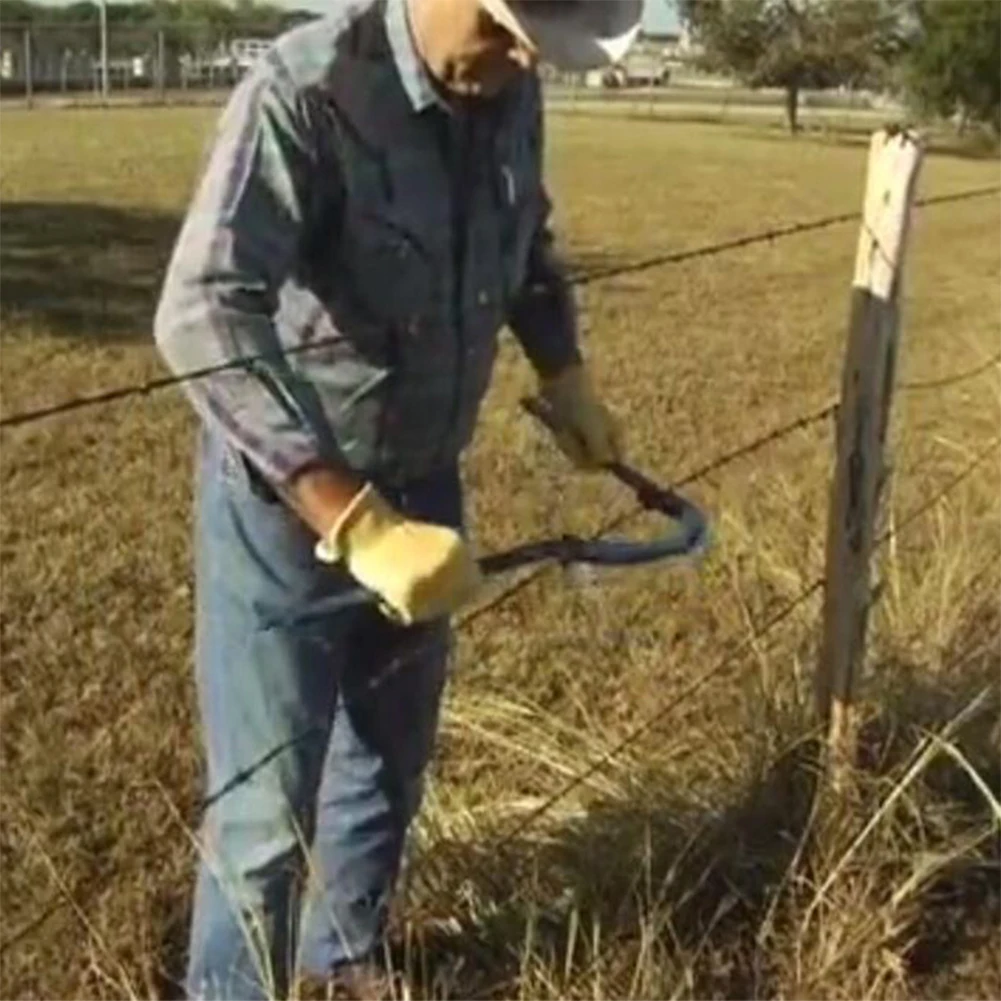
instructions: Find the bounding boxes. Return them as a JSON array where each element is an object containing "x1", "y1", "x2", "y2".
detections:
[{"x1": 817, "y1": 128, "x2": 924, "y2": 792}]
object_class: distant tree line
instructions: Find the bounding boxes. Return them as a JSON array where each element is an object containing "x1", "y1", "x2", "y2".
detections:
[{"x1": 680, "y1": 0, "x2": 1000, "y2": 136}]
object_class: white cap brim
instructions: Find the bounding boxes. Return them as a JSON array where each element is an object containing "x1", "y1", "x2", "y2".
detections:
[{"x1": 481, "y1": 0, "x2": 643, "y2": 71}]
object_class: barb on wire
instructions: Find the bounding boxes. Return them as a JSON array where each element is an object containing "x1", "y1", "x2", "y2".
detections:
[
  {"x1": 876, "y1": 438, "x2": 1000, "y2": 549},
  {"x1": 1, "y1": 185, "x2": 996, "y2": 434},
  {"x1": 900, "y1": 353, "x2": 1001, "y2": 392},
  {"x1": 675, "y1": 405, "x2": 837, "y2": 489}
]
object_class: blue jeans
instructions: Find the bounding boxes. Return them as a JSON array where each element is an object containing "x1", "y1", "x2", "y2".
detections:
[{"x1": 186, "y1": 432, "x2": 460, "y2": 1000}]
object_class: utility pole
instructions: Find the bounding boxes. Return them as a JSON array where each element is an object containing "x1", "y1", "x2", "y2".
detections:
[
  {"x1": 99, "y1": 0, "x2": 109, "y2": 104},
  {"x1": 157, "y1": 28, "x2": 166, "y2": 103},
  {"x1": 23, "y1": 28, "x2": 33, "y2": 108}
]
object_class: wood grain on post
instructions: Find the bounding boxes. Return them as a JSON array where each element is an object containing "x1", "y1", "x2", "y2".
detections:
[{"x1": 818, "y1": 129, "x2": 924, "y2": 791}]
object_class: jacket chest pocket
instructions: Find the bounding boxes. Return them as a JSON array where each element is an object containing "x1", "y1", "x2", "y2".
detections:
[
  {"x1": 335, "y1": 138, "x2": 446, "y2": 330},
  {"x1": 495, "y1": 145, "x2": 543, "y2": 302},
  {"x1": 338, "y1": 206, "x2": 441, "y2": 330}
]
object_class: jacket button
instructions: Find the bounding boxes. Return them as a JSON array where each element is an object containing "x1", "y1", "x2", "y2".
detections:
[{"x1": 477, "y1": 290, "x2": 489, "y2": 306}]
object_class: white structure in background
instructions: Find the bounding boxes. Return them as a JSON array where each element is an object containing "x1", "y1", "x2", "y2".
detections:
[
  {"x1": 229, "y1": 38, "x2": 273, "y2": 72},
  {"x1": 585, "y1": 31, "x2": 679, "y2": 88},
  {"x1": 181, "y1": 37, "x2": 274, "y2": 87}
]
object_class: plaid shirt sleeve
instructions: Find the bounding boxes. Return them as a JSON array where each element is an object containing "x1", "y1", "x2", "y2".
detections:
[
  {"x1": 154, "y1": 59, "x2": 328, "y2": 485},
  {"x1": 506, "y1": 82, "x2": 582, "y2": 379}
]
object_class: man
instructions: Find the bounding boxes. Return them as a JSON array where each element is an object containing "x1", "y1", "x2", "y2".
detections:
[{"x1": 155, "y1": 0, "x2": 641, "y2": 997}]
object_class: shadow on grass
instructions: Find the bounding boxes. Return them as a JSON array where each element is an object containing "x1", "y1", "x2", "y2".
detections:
[
  {"x1": 406, "y1": 740, "x2": 818, "y2": 1000},
  {"x1": 0, "y1": 201, "x2": 180, "y2": 341}
]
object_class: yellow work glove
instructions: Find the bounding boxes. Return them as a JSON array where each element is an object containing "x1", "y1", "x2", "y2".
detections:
[
  {"x1": 315, "y1": 484, "x2": 482, "y2": 625},
  {"x1": 536, "y1": 364, "x2": 622, "y2": 469}
]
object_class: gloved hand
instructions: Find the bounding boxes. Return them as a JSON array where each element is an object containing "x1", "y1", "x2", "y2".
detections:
[
  {"x1": 535, "y1": 364, "x2": 622, "y2": 469},
  {"x1": 315, "y1": 484, "x2": 482, "y2": 625}
]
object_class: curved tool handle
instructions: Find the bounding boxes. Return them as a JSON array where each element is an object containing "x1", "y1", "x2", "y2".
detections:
[
  {"x1": 519, "y1": 396, "x2": 708, "y2": 564},
  {"x1": 262, "y1": 408, "x2": 709, "y2": 630}
]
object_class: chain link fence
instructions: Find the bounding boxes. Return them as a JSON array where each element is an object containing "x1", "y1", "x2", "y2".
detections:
[{"x1": 0, "y1": 23, "x2": 284, "y2": 106}]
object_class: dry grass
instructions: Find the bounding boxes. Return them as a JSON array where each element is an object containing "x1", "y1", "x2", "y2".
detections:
[{"x1": 1, "y1": 107, "x2": 998, "y2": 1000}]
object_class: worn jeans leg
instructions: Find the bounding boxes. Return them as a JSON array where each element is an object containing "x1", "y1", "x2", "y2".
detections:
[
  {"x1": 296, "y1": 473, "x2": 461, "y2": 975},
  {"x1": 296, "y1": 600, "x2": 454, "y2": 976},
  {"x1": 185, "y1": 431, "x2": 460, "y2": 1000}
]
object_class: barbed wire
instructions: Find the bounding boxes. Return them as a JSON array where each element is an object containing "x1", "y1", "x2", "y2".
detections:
[
  {"x1": 453, "y1": 400, "x2": 838, "y2": 637},
  {"x1": 489, "y1": 577, "x2": 827, "y2": 851},
  {"x1": 0, "y1": 396, "x2": 841, "y2": 959},
  {"x1": 2, "y1": 185, "x2": 996, "y2": 965},
  {"x1": 899, "y1": 352, "x2": 1001, "y2": 392},
  {"x1": 1, "y1": 184, "x2": 996, "y2": 434},
  {"x1": 876, "y1": 438, "x2": 999, "y2": 548},
  {"x1": 455, "y1": 435, "x2": 998, "y2": 857},
  {"x1": 569, "y1": 185, "x2": 999, "y2": 287},
  {"x1": 0, "y1": 898, "x2": 67, "y2": 957}
]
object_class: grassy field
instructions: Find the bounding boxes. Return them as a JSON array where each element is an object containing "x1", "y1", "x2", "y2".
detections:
[{"x1": 1, "y1": 106, "x2": 999, "y2": 1000}]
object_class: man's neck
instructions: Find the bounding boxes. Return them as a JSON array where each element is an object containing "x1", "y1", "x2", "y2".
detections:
[{"x1": 406, "y1": 0, "x2": 452, "y2": 91}]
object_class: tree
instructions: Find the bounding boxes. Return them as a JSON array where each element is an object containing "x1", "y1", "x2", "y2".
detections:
[
  {"x1": 679, "y1": 0, "x2": 901, "y2": 133},
  {"x1": 902, "y1": 0, "x2": 1000, "y2": 135}
]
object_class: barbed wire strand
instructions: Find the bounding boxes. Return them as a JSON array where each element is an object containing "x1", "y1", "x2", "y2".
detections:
[
  {"x1": 1, "y1": 184, "x2": 996, "y2": 434},
  {"x1": 457, "y1": 401, "x2": 838, "y2": 635},
  {"x1": 899, "y1": 352, "x2": 1001, "y2": 392},
  {"x1": 876, "y1": 438, "x2": 999, "y2": 548},
  {"x1": 0, "y1": 899, "x2": 68, "y2": 957},
  {"x1": 568, "y1": 185, "x2": 999, "y2": 287},
  {"x1": 488, "y1": 577, "x2": 827, "y2": 852}
]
